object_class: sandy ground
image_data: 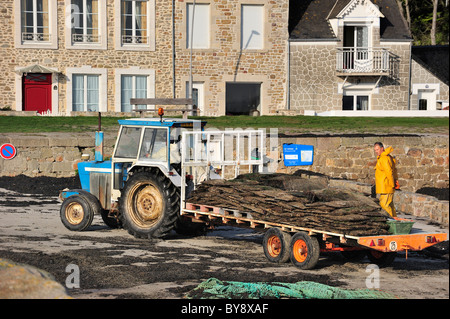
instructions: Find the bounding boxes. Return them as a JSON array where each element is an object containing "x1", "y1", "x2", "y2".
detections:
[{"x1": 0, "y1": 184, "x2": 448, "y2": 300}]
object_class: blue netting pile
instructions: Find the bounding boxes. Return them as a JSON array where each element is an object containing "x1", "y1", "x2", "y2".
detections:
[{"x1": 185, "y1": 278, "x2": 397, "y2": 299}]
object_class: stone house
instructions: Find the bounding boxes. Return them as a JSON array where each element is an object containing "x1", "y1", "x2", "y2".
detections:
[
  {"x1": 288, "y1": 0, "x2": 430, "y2": 116},
  {"x1": 0, "y1": 0, "x2": 444, "y2": 117},
  {"x1": 0, "y1": 0, "x2": 288, "y2": 116},
  {"x1": 410, "y1": 45, "x2": 449, "y2": 111}
]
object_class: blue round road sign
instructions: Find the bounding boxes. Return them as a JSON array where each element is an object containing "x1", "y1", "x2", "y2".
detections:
[{"x1": 0, "y1": 143, "x2": 17, "y2": 160}]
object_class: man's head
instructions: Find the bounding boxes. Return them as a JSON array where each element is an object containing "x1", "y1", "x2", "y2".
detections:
[{"x1": 374, "y1": 142, "x2": 384, "y2": 156}]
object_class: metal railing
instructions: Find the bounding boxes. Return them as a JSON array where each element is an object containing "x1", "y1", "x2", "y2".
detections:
[
  {"x1": 180, "y1": 129, "x2": 265, "y2": 205},
  {"x1": 336, "y1": 47, "x2": 390, "y2": 73},
  {"x1": 122, "y1": 35, "x2": 149, "y2": 44},
  {"x1": 72, "y1": 34, "x2": 100, "y2": 43},
  {"x1": 22, "y1": 32, "x2": 51, "y2": 42}
]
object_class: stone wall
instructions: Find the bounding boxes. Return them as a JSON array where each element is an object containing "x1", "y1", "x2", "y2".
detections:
[
  {"x1": 329, "y1": 179, "x2": 449, "y2": 225},
  {"x1": 0, "y1": 132, "x2": 116, "y2": 178},
  {"x1": 410, "y1": 59, "x2": 450, "y2": 110},
  {"x1": 1, "y1": 132, "x2": 448, "y2": 189},
  {"x1": 277, "y1": 134, "x2": 449, "y2": 192},
  {"x1": 0, "y1": 132, "x2": 448, "y2": 224},
  {"x1": 289, "y1": 41, "x2": 411, "y2": 112}
]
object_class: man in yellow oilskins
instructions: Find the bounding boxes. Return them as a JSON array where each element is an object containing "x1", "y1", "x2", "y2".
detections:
[{"x1": 374, "y1": 142, "x2": 398, "y2": 217}]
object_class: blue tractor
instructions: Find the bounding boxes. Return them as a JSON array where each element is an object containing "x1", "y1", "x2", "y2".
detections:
[{"x1": 59, "y1": 114, "x2": 206, "y2": 239}]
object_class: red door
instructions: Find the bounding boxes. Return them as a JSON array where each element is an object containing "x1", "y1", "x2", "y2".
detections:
[{"x1": 22, "y1": 73, "x2": 52, "y2": 114}]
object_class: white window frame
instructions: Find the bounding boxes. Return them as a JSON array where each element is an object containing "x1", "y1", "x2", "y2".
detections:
[
  {"x1": 72, "y1": 74, "x2": 100, "y2": 112},
  {"x1": 66, "y1": 66, "x2": 107, "y2": 113},
  {"x1": 240, "y1": 4, "x2": 264, "y2": 50},
  {"x1": 185, "y1": 81, "x2": 205, "y2": 116},
  {"x1": 186, "y1": 2, "x2": 210, "y2": 49},
  {"x1": 65, "y1": 0, "x2": 107, "y2": 50},
  {"x1": 342, "y1": 93, "x2": 370, "y2": 111},
  {"x1": 14, "y1": 0, "x2": 58, "y2": 49},
  {"x1": 413, "y1": 84, "x2": 440, "y2": 111},
  {"x1": 114, "y1": 0, "x2": 156, "y2": 51},
  {"x1": 115, "y1": 67, "x2": 155, "y2": 112}
]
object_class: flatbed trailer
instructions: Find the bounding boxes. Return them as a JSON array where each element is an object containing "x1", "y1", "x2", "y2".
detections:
[
  {"x1": 181, "y1": 202, "x2": 448, "y2": 270},
  {"x1": 176, "y1": 129, "x2": 447, "y2": 270}
]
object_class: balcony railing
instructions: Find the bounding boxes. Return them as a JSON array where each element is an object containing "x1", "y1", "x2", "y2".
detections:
[
  {"x1": 72, "y1": 34, "x2": 100, "y2": 43},
  {"x1": 22, "y1": 32, "x2": 51, "y2": 42},
  {"x1": 336, "y1": 47, "x2": 390, "y2": 74},
  {"x1": 122, "y1": 35, "x2": 149, "y2": 45}
]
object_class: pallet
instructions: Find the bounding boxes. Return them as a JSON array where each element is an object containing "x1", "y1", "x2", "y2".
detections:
[
  {"x1": 182, "y1": 202, "x2": 448, "y2": 253},
  {"x1": 185, "y1": 203, "x2": 254, "y2": 219},
  {"x1": 183, "y1": 202, "x2": 360, "y2": 243}
]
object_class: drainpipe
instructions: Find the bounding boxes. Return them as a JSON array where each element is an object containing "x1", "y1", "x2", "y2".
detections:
[
  {"x1": 189, "y1": 0, "x2": 196, "y2": 105},
  {"x1": 172, "y1": 0, "x2": 176, "y2": 98},
  {"x1": 286, "y1": 39, "x2": 290, "y2": 110},
  {"x1": 407, "y1": 42, "x2": 412, "y2": 110}
]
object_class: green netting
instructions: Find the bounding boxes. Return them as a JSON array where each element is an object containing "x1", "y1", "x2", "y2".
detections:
[{"x1": 185, "y1": 278, "x2": 397, "y2": 299}]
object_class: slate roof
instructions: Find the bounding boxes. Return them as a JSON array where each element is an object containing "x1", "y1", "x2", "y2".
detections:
[
  {"x1": 412, "y1": 45, "x2": 449, "y2": 85},
  {"x1": 289, "y1": 0, "x2": 412, "y2": 41}
]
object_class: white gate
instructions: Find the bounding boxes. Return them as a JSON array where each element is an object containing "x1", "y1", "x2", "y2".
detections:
[{"x1": 180, "y1": 129, "x2": 265, "y2": 204}]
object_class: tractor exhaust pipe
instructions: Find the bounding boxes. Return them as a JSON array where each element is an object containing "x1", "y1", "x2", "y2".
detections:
[{"x1": 95, "y1": 112, "x2": 104, "y2": 162}]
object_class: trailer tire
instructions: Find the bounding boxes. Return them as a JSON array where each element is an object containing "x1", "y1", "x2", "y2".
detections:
[
  {"x1": 60, "y1": 195, "x2": 94, "y2": 231},
  {"x1": 289, "y1": 232, "x2": 320, "y2": 270},
  {"x1": 263, "y1": 228, "x2": 291, "y2": 263},
  {"x1": 119, "y1": 169, "x2": 179, "y2": 239},
  {"x1": 366, "y1": 250, "x2": 397, "y2": 267},
  {"x1": 341, "y1": 250, "x2": 367, "y2": 261}
]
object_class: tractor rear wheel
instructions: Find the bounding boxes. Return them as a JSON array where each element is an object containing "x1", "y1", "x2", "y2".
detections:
[{"x1": 119, "y1": 169, "x2": 179, "y2": 239}]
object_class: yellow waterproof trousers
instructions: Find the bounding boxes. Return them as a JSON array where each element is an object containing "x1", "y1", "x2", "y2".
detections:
[{"x1": 379, "y1": 193, "x2": 397, "y2": 217}]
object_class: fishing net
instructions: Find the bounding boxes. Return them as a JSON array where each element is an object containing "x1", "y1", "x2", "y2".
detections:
[{"x1": 185, "y1": 278, "x2": 397, "y2": 299}]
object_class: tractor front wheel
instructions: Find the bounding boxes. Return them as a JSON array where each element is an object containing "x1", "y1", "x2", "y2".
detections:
[{"x1": 60, "y1": 195, "x2": 94, "y2": 231}]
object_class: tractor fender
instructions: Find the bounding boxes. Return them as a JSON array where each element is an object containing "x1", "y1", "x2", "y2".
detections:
[
  {"x1": 59, "y1": 189, "x2": 99, "y2": 202},
  {"x1": 128, "y1": 163, "x2": 182, "y2": 188}
]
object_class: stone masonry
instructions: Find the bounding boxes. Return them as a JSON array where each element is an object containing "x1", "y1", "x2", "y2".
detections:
[
  {"x1": 1, "y1": 133, "x2": 448, "y2": 191},
  {"x1": 277, "y1": 134, "x2": 449, "y2": 191},
  {"x1": 0, "y1": 0, "x2": 289, "y2": 116},
  {"x1": 289, "y1": 42, "x2": 411, "y2": 113},
  {"x1": 0, "y1": 132, "x2": 448, "y2": 224}
]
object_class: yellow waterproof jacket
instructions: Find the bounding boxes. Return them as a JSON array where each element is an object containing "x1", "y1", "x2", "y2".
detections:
[{"x1": 375, "y1": 146, "x2": 398, "y2": 194}]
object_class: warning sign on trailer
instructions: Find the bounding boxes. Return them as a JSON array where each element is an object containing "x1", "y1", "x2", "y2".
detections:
[{"x1": 0, "y1": 143, "x2": 17, "y2": 160}]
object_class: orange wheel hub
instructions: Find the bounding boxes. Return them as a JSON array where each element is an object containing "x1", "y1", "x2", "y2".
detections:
[
  {"x1": 293, "y1": 239, "x2": 308, "y2": 262},
  {"x1": 267, "y1": 235, "x2": 282, "y2": 258}
]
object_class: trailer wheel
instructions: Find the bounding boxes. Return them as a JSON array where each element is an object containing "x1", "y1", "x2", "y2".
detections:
[
  {"x1": 366, "y1": 250, "x2": 397, "y2": 267},
  {"x1": 341, "y1": 250, "x2": 367, "y2": 261},
  {"x1": 119, "y1": 169, "x2": 179, "y2": 239},
  {"x1": 263, "y1": 228, "x2": 291, "y2": 263},
  {"x1": 60, "y1": 195, "x2": 94, "y2": 231},
  {"x1": 289, "y1": 232, "x2": 320, "y2": 270}
]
